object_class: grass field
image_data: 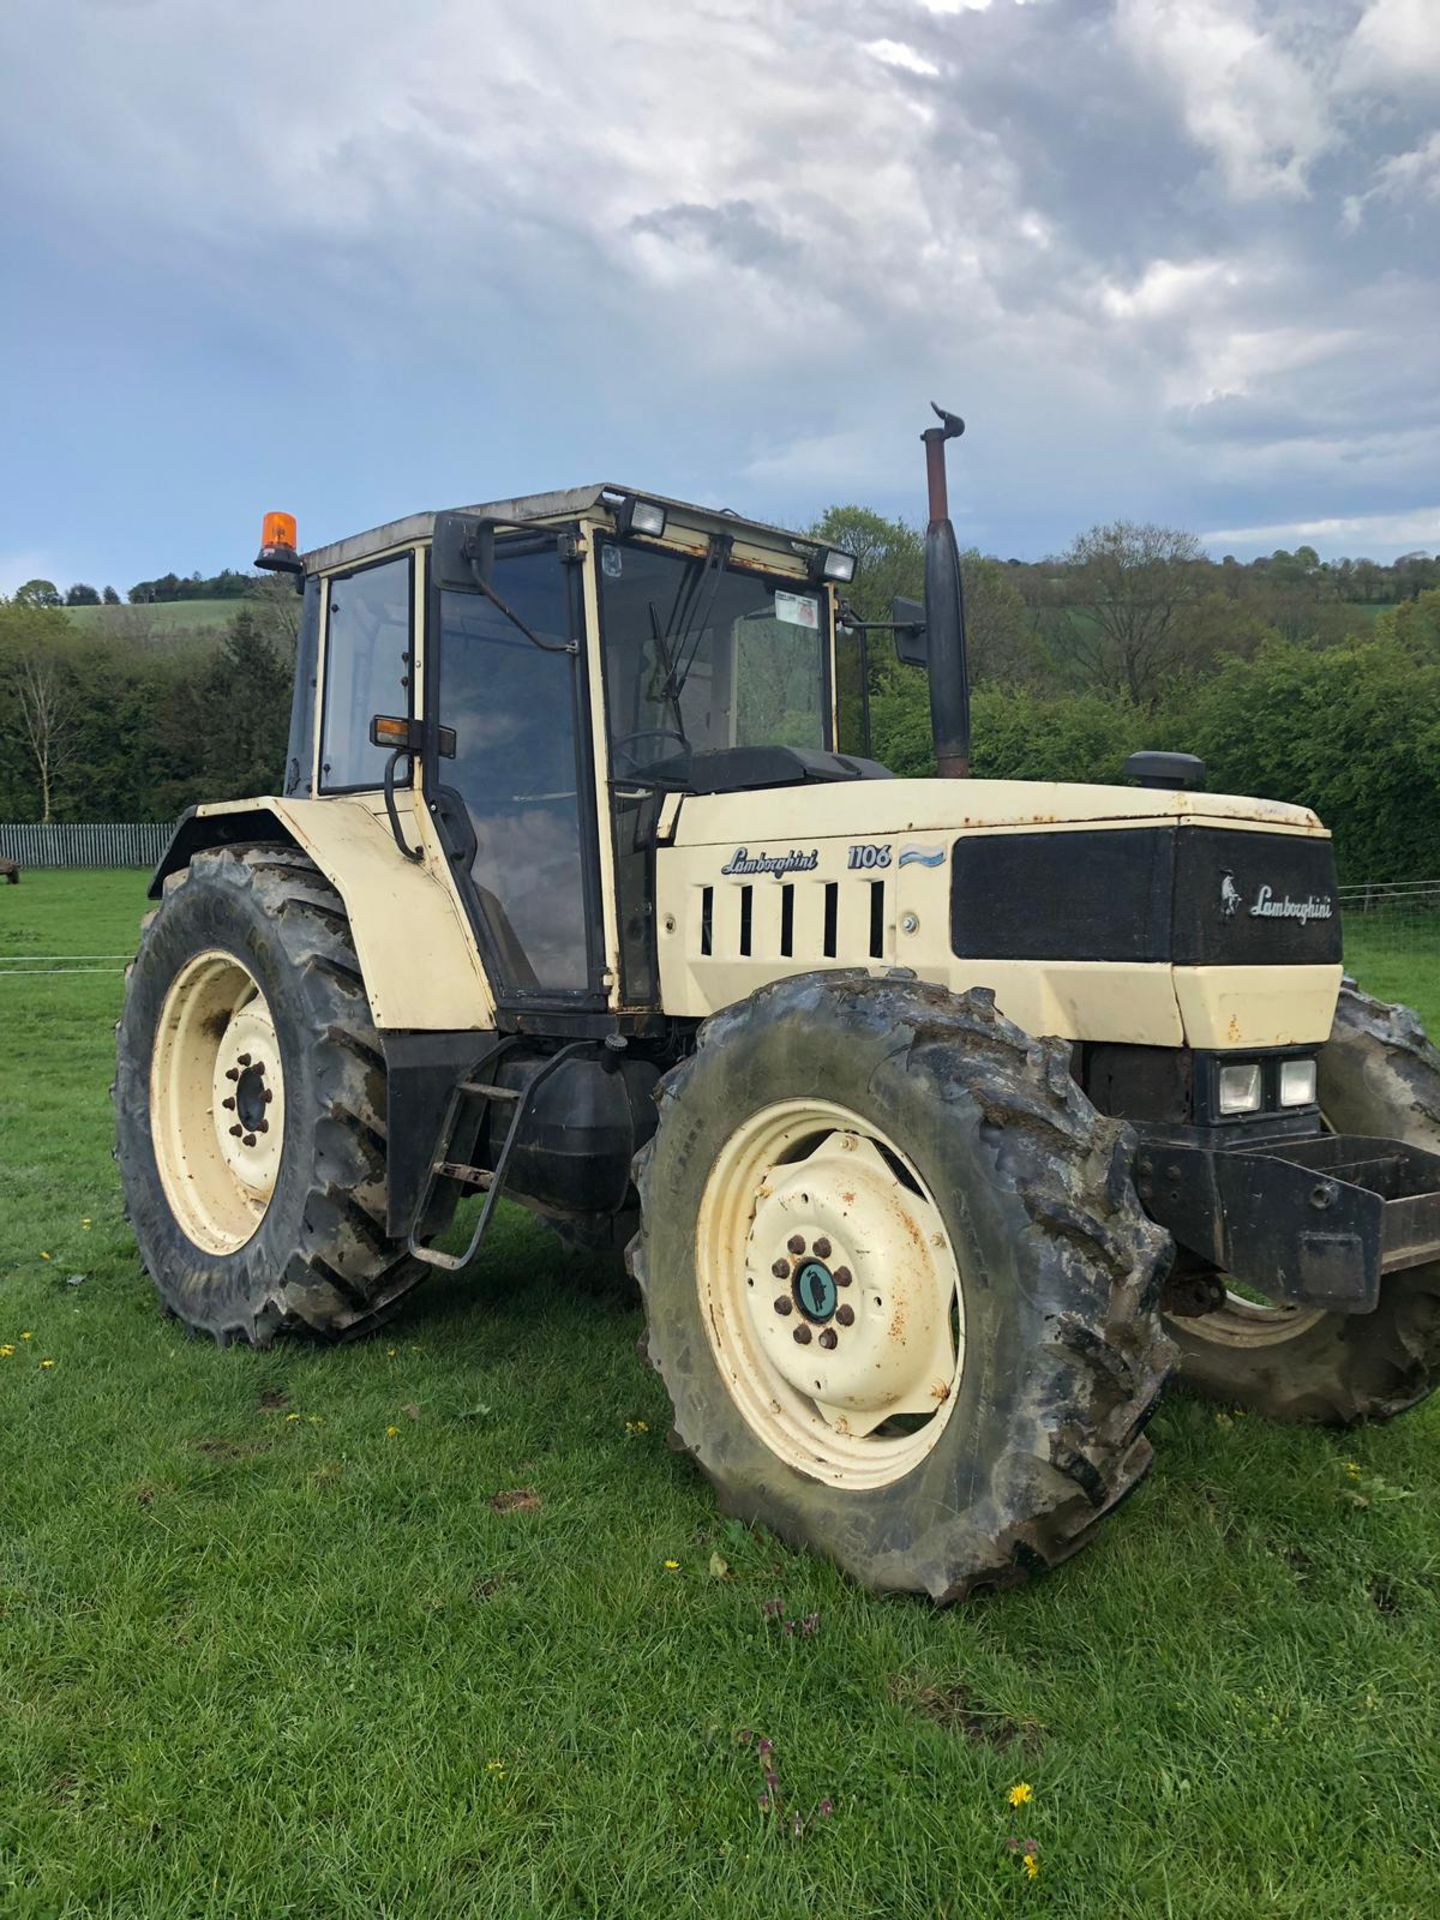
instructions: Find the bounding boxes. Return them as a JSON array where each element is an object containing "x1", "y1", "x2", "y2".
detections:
[
  {"x1": 64, "y1": 600, "x2": 240, "y2": 635},
  {"x1": 5, "y1": 873, "x2": 1440, "y2": 1917}
]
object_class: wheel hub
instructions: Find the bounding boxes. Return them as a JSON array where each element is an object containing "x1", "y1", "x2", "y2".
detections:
[
  {"x1": 151, "y1": 950, "x2": 286, "y2": 1254},
  {"x1": 739, "y1": 1126, "x2": 960, "y2": 1442}
]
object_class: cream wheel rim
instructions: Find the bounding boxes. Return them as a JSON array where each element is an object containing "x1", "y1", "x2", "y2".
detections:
[
  {"x1": 150, "y1": 950, "x2": 286, "y2": 1254},
  {"x1": 1175, "y1": 1290, "x2": 1326, "y2": 1349},
  {"x1": 696, "y1": 1099, "x2": 964, "y2": 1490}
]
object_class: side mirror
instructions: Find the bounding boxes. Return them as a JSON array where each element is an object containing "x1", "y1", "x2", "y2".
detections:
[
  {"x1": 370, "y1": 714, "x2": 456, "y2": 758},
  {"x1": 432, "y1": 510, "x2": 496, "y2": 592},
  {"x1": 891, "y1": 595, "x2": 927, "y2": 668}
]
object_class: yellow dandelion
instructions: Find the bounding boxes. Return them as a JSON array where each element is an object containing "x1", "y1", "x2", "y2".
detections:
[
  {"x1": 0, "y1": 1345, "x2": 13, "y2": 1358},
  {"x1": 82, "y1": 1218, "x2": 92, "y2": 1229},
  {"x1": 664, "y1": 1559, "x2": 681, "y2": 1571},
  {"x1": 40, "y1": 1252, "x2": 51, "y2": 1262},
  {"x1": 1345, "y1": 1461, "x2": 1362, "y2": 1479},
  {"x1": 625, "y1": 1419, "x2": 649, "y2": 1434},
  {"x1": 386, "y1": 1425, "x2": 400, "y2": 1437},
  {"x1": 40, "y1": 1359, "x2": 55, "y2": 1370},
  {"x1": 21, "y1": 1331, "x2": 33, "y2": 1341},
  {"x1": 387, "y1": 1347, "x2": 397, "y2": 1357},
  {"x1": 285, "y1": 1412, "x2": 300, "y2": 1423},
  {"x1": 1007, "y1": 1782, "x2": 1033, "y2": 1808},
  {"x1": 485, "y1": 1758, "x2": 506, "y2": 1774},
  {"x1": 1023, "y1": 1852, "x2": 1040, "y2": 1881}
]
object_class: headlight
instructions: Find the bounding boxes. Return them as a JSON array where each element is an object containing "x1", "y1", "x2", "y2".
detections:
[
  {"x1": 1279, "y1": 1058, "x2": 1317, "y2": 1107},
  {"x1": 1217, "y1": 1062, "x2": 1262, "y2": 1114}
]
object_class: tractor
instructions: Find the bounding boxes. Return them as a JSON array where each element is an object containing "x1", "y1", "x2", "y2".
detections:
[{"x1": 115, "y1": 408, "x2": 1440, "y2": 1600}]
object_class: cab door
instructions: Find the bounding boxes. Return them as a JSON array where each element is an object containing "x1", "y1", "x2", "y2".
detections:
[{"x1": 425, "y1": 521, "x2": 607, "y2": 1012}]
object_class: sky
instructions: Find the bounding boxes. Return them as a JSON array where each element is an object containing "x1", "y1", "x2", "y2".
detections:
[{"x1": 0, "y1": 0, "x2": 1437, "y2": 596}]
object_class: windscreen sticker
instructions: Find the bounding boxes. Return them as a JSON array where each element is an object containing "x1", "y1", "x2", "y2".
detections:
[
  {"x1": 774, "y1": 589, "x2": 819, "y2": 629},
  {"x1": 601, "y1": 545, "x2": 623, "y2": 578}
]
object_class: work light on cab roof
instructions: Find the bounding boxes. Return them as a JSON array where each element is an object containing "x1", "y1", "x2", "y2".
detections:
[{"x1": 113, "y1": 403, "x2": 1440, "y2": 1609}]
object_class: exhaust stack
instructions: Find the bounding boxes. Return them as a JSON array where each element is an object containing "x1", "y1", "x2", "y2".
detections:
[{"x1": 921, "y1": 403, "x2": 970, "y2": 779}]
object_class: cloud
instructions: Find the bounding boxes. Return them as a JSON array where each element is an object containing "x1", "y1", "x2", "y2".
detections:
[
  {"x1": 1338, "y1": 0, "x2": 1440, "y2": 94},
  {"x1": 1113, "y1": 0, "x2": 1333, "y2": 199},
  {"x1": 864, "y1": 38, "x2": 942, "y2": 76},
  {"x1": 0, "y1": 0, "x2": 1435, "y2": 580},
  {"x1": 1203, "y1": 506, "x2": 1440, "y2": 553},
  {"x1": 1344, "y1": 128, "x2": 1440, "y2": 226}
]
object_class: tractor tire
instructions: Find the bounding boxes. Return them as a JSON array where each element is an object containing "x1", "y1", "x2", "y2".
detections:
[
  {"x1": 629, "y1": 971, "x2": 1174, "y2": 1602},
  {"x1": 1166, "y1": 982, "x2": 1440, "y2": 1424},
  {"x1": 115, "y1": 841, "x2": 446, "y2": 1345}
]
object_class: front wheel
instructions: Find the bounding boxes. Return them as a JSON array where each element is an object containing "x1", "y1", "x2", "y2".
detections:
[{"x1": 630, "y1": 972, "x2": 1174, "y2": 1601}]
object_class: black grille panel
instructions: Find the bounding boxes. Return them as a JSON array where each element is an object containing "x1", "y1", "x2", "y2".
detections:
[{"x1": 950, "y1": 825, "x2": 1340, "y2": 967}]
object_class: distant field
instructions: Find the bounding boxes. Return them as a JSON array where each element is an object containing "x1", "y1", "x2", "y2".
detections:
[
  {"x1": 5, "y1": 870, "x2": 1440, "y2": 1915},
  {"x1": 65, "y1": 598, "x2": 242, "y2": 634}
]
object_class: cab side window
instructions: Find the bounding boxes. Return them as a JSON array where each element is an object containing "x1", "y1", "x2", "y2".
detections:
[{"x1": 320, "y1": 555, "x2": 413, "y2": 791}]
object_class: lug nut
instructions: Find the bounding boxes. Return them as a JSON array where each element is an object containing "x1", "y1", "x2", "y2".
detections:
[
  {"x1": 813, "y1": 1237, "x2": 832, "y2": 1259},
  {"x1": 793, "y1": 1324, "x2": 812, "y2": 1345},
  {"x1": 222, "y1": 1097, "x2": 235, "y2": 1111},
  {"x1": 833, "y1": 1267, "x2": 852, "y2": 1287},
  {"x1": 229, "y1": 1124, "x2": 242, "y2": 1138},
  {"x1": 255, "y1": 1119, "x2": 268, "y2": 1134},
  {"x1": 818, "y1": 1328, "x2": 838, "y2": 1350},
  {"x1": 237, "y1": 1054, "x2": 251, "y2": 1067},
  {"x1": 771, "y1": 1258, "x2": 790, "y2": 1279},
  {"x1": 773, "y1": 1296, "x2": 793, "y2": 1316},
  {"x1": 787, "y1": 1235, "x2": 806, "y2": 1256},
  {"x1": 243, "y1": 1133, "x2": 257, "y2": 1148},
  {"x1": 225, "y1": 1067, "x2": 239, "y2": 1082},
  {"x1": 835, "y1": 1304, "x2": 855, "y2": 1326},
  {"x1": 263, "y1": 1088, "x2": 274, "y2": 1104}
]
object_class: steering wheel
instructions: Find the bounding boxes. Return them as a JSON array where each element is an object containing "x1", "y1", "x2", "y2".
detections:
[{"x1": 610, "y1": 727, "x2": 689, "y2": 778}]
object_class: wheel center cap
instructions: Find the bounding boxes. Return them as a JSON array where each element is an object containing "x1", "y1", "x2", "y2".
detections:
[{"x1": 794, "y1": 1258, "x2": 837, "y2": 1323}]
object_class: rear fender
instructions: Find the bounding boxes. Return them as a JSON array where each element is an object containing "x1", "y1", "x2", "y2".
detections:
[{"x1": 150, "y1": 796, "x2": 494, "y2": 1031}]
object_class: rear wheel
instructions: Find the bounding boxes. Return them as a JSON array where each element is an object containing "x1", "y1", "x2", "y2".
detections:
[
  {"x1": 1167, "y1": 983, "x2": 1440, "y2": 1423},
  {"x1": 631, "y1": 972, "x2": 1174, "y2": 1601},
  {"x1": 115, "y1": 842, "x2": 446, "y2": 1345}
]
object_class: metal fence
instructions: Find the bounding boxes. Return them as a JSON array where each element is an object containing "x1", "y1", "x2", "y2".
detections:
[
  {"x1": 0, "y1": 822, "x2": 170, "y2": 869},
  {"x1": 1338, "y1": 881, "x2": 1440, "y2": 969}
]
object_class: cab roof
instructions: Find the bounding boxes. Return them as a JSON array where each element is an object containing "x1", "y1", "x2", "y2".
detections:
[{"x1": 301, "y1": 485, "x2": 819, "y2": 577}]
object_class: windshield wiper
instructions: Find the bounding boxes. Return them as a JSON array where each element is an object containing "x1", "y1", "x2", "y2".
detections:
[
  {"x1": 660, "y1": 533, "x2": 733, "y2": 707},
  {"x1": 646, "y1": 599, "x2": 690, "y2": 746}
]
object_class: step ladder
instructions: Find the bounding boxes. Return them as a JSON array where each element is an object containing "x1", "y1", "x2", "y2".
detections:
[{"x1": 407, "y1": 1040, "x2": 589, "y2": 1274}]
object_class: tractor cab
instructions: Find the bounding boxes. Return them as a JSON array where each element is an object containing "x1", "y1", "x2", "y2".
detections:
[{"x1": 275, "y1": 487, "x2": 875, "y2": 1017}]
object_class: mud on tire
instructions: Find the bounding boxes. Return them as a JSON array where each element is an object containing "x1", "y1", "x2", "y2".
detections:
[
  {"x1": 115, "y1": 842, "x2": 445, "y2": 1345},
  {"x1": 628, "y1": 971, "x2": 1175, "y2": 1602}
]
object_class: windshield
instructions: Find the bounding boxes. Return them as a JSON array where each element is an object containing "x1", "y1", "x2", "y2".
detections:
[{"x1": 597, "y1": 538, "x2": 829, "y2": 781}]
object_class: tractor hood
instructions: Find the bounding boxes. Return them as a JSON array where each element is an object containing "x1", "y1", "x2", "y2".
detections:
[
  {"x1": 654, "y1": 777, "x2": 1342, "y2": 1053},
  {"x1": 662, "y1": 777, "x2": 1325, "y2": 846}
]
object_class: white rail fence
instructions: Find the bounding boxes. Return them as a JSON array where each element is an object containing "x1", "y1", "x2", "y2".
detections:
[{"x1": 0, "y1": 822, "x2": 171, "y2": 870}]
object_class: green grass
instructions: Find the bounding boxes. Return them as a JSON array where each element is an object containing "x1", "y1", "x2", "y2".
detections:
[
  {"x1": 5, "y1": 874, "x2": 1440, "y2": 1917},
  {"x1": 65, "y1": 599, "x2": 241, "y2": 635}
]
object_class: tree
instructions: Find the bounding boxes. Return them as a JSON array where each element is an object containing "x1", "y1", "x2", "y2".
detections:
[
  {"x1": 102, "y1": 585, "x2": 121, "y2": 606},
  {"x1": 65, "y1": 583, "x2": 101, "y2": 606},
  {"x1": 13, "y1": 578, "x2": 62, "y2": 609},
  {"x1": 1375, "y1": 588, "x2": 1440, "y2": 658},
  {"x1": 1045, "y1": 521, "x2": 1205, "y2": 708},
  {"x1": 195, "y1": 609, "x2": 292, "y2": 795},
  {"x1": 7, "y1": 640, "x2": 76, "y2": 822}
]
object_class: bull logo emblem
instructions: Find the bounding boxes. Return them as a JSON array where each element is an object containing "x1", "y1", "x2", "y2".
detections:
[{"x1": 1220, "y1": 871, "x2": 1242, "y2": 918}]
